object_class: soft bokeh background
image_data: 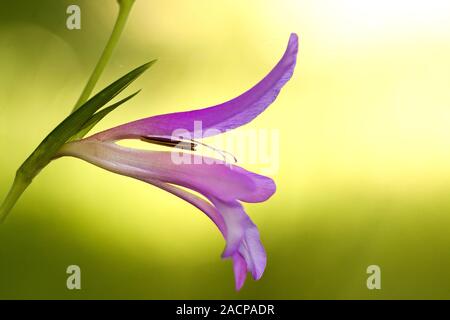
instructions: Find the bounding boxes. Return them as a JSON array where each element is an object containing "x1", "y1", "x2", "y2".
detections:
[{"x1": 1, "y1": 0, "x2": 450, "y2": 299}]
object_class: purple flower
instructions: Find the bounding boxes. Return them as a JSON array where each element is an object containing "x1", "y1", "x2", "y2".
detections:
[{"x1": 58, "y1": 33, "x2": 298, "y2": 290}]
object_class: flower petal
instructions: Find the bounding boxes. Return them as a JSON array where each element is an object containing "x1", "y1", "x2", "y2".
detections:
[
  {"x1": 232, "y1": 253, "x2": 248, "y2": 291},
  {"x1": 239, "y1": 222, "x2": 267, "y2": 280},
  {"x1": 91, "y1": 33, "x2": 299, "y2": 142},
  {"x1": 58, "y1": 140, "x2": 276, "y2": 203},
  {"x1": 135, "y1": 180, "x2": 265, "y2": 290},
  {"x1": 211, "y1": 198, "x2": 267, "y2": 280}
]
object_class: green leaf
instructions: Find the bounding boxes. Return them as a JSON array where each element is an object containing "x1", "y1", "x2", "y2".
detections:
[
  {"x1": 18, "y1": 60, "x2": 156, "y2": 181},
  {"x1": 68, "y1": 90, "x2": 141, "y2": 142}
]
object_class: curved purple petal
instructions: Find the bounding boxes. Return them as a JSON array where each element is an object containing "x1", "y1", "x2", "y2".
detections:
[
  {"x1": 58, "y1": 140, "x2": 269, "y2": 290},
  {"x1": 232, "y1": 253, "x2": 248, "y2": 291},
  {"x1": 58, "y1": 140, "x2": 275, "y2": 204},
  {"x1": 238, "y1": 222, "x2": 267, "y2": 280},
  {"x1": 90, "y1": 33, "x2": 299, "y2": 142},
  {"x1": 211, "y1": 198, "x2": 267, "y2": 280},
  {"x1": 136, "y1": 179, "x2": 266, "y2": 291}
]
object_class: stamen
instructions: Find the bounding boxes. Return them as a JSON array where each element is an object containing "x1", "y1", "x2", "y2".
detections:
[
  {"x1": 141, "y1": 136, "x2": 237, "y2": 164},
  {"x1": 141, "y1": 136, "x2": 197, "y2": 151},
  {"x1": 190, "y1": 139, "x2": 238, "y2": 164}
]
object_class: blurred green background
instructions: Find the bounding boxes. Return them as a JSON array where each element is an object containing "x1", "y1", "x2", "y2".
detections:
[{"x1": 1, "y1": 0, "x2": 450, "y2": 299}]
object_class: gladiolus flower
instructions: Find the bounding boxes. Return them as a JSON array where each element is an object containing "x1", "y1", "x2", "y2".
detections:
[{"x1": 57, "y1": 33, "x2": 298, "y2": 290}]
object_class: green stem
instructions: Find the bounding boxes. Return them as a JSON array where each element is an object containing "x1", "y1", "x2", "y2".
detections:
[
  {"x1": 0, "y1": 0, "x2": 136, "y2": 222},
  {"x1": 72, "y1": 0, "x2": 135, "y2": 112},
  {"x1": 0, "y1": 174, "x2": 31, "y2": 223}
]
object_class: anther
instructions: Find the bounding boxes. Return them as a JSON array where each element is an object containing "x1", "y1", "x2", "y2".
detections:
[
  {"x1": 141, "y1": 136, "x2": 197, "y2": 151},
  {"x1": 141, "y1": 136, "x2": 237, "y2": 164}
]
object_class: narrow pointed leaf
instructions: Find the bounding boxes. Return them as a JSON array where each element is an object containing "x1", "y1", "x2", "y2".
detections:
[
  {"x1": 18, "y1": 60, "x2": 155, "y2": 181},
  {"x1": 69, "y1": 90, "x2": 141, "y2": 142}
]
